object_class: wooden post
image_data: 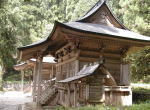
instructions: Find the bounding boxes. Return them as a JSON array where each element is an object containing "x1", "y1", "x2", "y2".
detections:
[
  {"x1": 74, "y1": 83, "x2": 77, "y2": 107},
  {"x1": 52, "y1": 65, "x2": 54, "y2": 78},
  {"x1": 110, "y1": 87, "x2": 113, "y2": 105},
  {"x1": 50, "y1": 65, "x2": 54, "y2": 79},
  {"x1": 101, "y1": 85, "x2": 105, "y2": 103},
  {"x1": 67, "y1": 83, "x2": 71, "y2": 107},
  {"x1": 36, "y1": 56, "x2": 43, "y2": 105},
  {"x1": 75, "y1": 60, "x2": 79, "y2": 75},
  {"x1": 85, "y1": 84, "x2": 89, "y2": 102},
  {"x1": 21, "y1": 70, "x2": 24, "y2": 91},
  {"x1": 33, "y1": 60, "x2": 38, "y2": 102},
  {"x1": 67, "y1": 63, "x2": 70, "y2": 77}
]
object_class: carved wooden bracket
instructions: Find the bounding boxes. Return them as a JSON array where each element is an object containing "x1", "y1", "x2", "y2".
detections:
[
  {"x1": 120, "y1": 47, "x2": 129, "y2": 56},
  {"x1": 55, "y1": 41, "x2": 80, "y2": 61}
]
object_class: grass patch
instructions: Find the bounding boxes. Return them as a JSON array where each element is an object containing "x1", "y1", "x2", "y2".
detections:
[
  {"x1": 133, "y1": 87, "x2": 150, "y2": 93},
  {"x1": 55, "y1": 102, "x2": 150, "y2": 110},
  {"x1": 126, "y1": 102, "x2": 150, "y2": 110}
]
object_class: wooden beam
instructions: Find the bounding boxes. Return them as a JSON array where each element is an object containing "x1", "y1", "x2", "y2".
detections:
[
  {"x1": 61, "y1": 28, "x2": 148, "y2": 47},
  {"x1": 56, "y1": 57, "x2": 78, "y2": 66},
  {"x1": 80, "y1": 48, "x2": 121, "y2": 58}
]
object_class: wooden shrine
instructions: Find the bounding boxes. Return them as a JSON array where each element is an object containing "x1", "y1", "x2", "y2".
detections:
[{"x1": 16, "y1": 0, "x2": 150, "y2": 107}]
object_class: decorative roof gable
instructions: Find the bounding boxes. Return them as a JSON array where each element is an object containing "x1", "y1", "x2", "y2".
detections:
[{"x1": 77, "y1": 0, "x2": 127, "y2": 29}]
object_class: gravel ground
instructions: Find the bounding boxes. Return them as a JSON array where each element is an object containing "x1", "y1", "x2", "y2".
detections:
[
  {"x1": 0, "y1": 91, "x2": 37, "y2": 110},
  {"x1": 131, "y1": 83, "x2": 150, "y2": 89}
]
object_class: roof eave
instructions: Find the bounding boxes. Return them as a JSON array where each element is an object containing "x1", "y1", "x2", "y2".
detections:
[{"x1": 57, "y1": 22, "x2": 150, "y2": 44}]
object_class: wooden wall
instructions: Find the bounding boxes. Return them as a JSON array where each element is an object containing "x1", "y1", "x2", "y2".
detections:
[
  {"x1": 56, "y1": 60, "x2": 79, "y2": 81},
  {"x1": 88, "y1": 75, "x2": 104, "y2": 103}
]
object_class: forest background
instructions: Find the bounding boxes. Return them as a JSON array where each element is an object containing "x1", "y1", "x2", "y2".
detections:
[{"x1": 0, "y1": 0, "x2": 149, "y2": 88}]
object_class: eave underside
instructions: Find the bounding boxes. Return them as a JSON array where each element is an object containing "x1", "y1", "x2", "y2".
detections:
[{"x1": 18, "y1": 22, "x2": 150, "y2": 61}]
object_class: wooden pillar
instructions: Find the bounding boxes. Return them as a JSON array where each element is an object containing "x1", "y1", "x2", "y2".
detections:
[
  {"x1": 52, "y1": 65, "x2": 54, "y2": 78},
  {"x1": 101, "y1": 79, "x2": 105, "y2": 103},
  {"x1": 36, "y1": 56, "x2": 43, "y2": 105},
  {"x1": 75, "y1": 60, "x2": 79, "y2": 75},
  {"x1": 21, "y1": 70, "x2": 24, "y2": 91},
  {"x1": 85, "y1": 84, "x2": 89, "y2": 102},
  {"x1": 67, "y1": 83, "x2": 71, "y2": 107},
  {"x1": 74, "y1": 83, "x2": 77, "y2": 107},
  {"x1": 67, "y1": 63, "x2": 70, "y2": 77},
  {"x1": 33, "y1": 60, "x2": 38, "y2": 102},
  {"x1": 50, "y1": 65, "x2": 54, "y2": 79},
  {"x1": 110, "y1": 87, "x2": 113, "y2": 105}
]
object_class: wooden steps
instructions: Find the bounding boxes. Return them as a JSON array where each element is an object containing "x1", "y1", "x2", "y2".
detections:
[{"x1": 39, "y1": 85, "x2": 58, "y2": 105}]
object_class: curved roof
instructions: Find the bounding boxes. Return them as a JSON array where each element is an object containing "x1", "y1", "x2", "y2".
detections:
[
  {"x1": 18, "y1": 21, "x2": 150, "y2": 51},
  {"x1": 14, "y1": 57, "x2": 56, "y2": 70},
  {"x1": 14, "y1": 62, "x2": 29, "y2": 70},
  {"x1": 18, "y1": 38, "x2": 47, "y2": 50},
  {"x1": 63, "y1": 22, "x2": 150, "y2": 42},
  {"x1": 77, "y1": 0, "x2": 128, "y2": 29},
  {"x1": 17, "y1": 0, "x2": 150, "y2": 60}
]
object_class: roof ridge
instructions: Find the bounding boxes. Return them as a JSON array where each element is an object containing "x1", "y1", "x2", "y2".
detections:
[
  {"x1": 104, "y1": 2, "x2": 129, "y2": 30},
  {"x1": 76, "y1": 0, "x2": 129, "y2": 30},
  {"x1": 76, "y1": 0, "x2": 105, "y2": 21}
]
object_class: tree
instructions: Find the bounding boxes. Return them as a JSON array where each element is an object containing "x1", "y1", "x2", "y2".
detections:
[
  {"x1": 125, "y1": 47, "x2": 150, "y2": 82},
  {"x1": 119, "y1": 0, "x2": 150, "y2": 36}
]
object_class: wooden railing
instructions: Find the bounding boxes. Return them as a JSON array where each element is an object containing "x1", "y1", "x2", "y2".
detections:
[
  {"x1": 39, "y1": 79, "x2": 58, "y2": 105},
  {"x1": 41, "y1": 78, "x2": 56, "y2": 93}
]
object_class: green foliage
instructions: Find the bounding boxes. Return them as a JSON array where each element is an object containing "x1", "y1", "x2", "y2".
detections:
[
  {"x1": 0, "y1": 0, "x2": 20, "y2": 71},
  {"x1": 4, "y1": 73, "x2": 21, "y2": 81},
  {"x1": 107, "y1": 0, "x2": 124, "y2": 22},
  {"x1": 108, "y1": 0, "x2": 150, "y2": 36},
  {"x1": 119, "y1": 0, "x2": 150, "y2": 36},
  {"x1": 71, "y1": 0, "x2": 98, "y2": 21},
  {"x1": 125, "y1": 47, "x2": 150, "y2": 82}
]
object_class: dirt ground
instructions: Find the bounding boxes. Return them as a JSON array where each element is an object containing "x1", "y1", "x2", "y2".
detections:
[{"x1": 0, "y1": 91, "x2": 38, "y2": 110}]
